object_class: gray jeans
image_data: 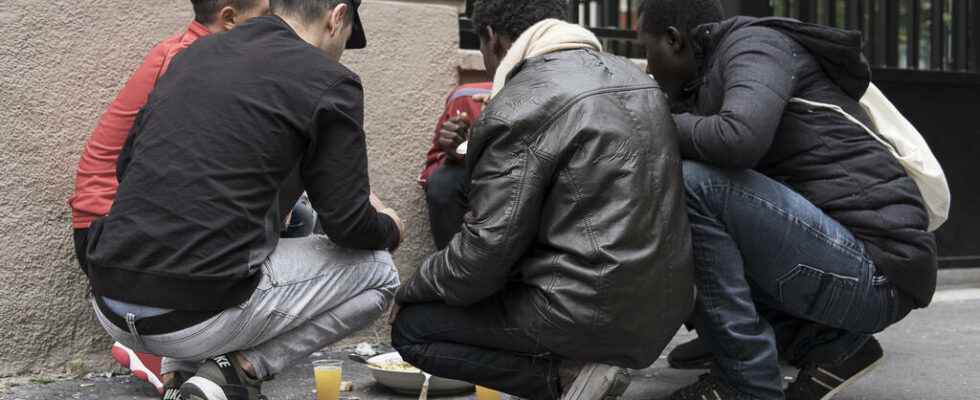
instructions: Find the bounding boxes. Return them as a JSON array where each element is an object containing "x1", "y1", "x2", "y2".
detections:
[{"x1": 93, "y1": 235, "x2": 399, "y2": 379}]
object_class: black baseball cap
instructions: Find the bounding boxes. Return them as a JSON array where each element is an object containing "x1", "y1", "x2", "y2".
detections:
[{"x1": 345, "y1": 0, "x2": 366, "y2": 49}]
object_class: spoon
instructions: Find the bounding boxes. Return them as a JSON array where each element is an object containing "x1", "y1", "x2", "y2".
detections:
[{"x1": 418, "y1": 372, "x2": 432, "y2": 400}]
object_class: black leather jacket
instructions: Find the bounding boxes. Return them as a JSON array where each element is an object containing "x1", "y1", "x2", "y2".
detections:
[{"x1": 397, "y1": 49, "x2": 694, "y2": 368}]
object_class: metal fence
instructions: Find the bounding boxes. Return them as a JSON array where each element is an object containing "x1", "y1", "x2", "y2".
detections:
[
  {"x1": 566, "y1": 0, "x2": 645, "y2": 58},
  {"x1": 773, "y1": 0, "x2": 980, "y2": 72},
  {"x1": 460, "y1": 0, "x2": 645, "y2": 58},
  {"x1": 462, "y1": 0, "x2": 980, "y2": 71}
]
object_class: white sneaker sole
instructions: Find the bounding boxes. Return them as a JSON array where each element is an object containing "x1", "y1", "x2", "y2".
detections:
[
  {"x1": 111, "y1": 342, "x2": 163, "y2": 393},
  {"x1": 182, "y1": 376, "x2": 229, "y2": 400},
  {"x1": 814, "y1": 356, "x2": 884, "y2": 400}
]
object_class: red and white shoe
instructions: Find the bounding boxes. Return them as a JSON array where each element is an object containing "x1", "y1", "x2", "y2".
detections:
[{"x1": 111, "y1": 342, "x2": 164, "y2": 394}]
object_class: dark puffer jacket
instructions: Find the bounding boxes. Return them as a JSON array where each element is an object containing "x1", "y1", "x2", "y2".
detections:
[
  {"x1": 397, "y1": 49, "x2": 694, "y2": 368},
  {"x1": 674, "y1": 17, "x2": 937, "y2": 306}
]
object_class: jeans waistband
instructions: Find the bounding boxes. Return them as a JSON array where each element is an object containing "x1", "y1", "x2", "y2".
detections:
[{"x1": 94, "y1": 295, "x2": 219, "y2": 335}]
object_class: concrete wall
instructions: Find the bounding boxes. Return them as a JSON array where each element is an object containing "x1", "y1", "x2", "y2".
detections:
[{"x1": 0, "y1": 0, "x2": 464, "y2": 376}]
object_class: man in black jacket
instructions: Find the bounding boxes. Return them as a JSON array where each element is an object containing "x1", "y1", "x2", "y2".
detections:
[
  {"x1": 84, "y1": 1, "x2": 403, "y2": 399},
  {"x1": 390, "y1": 0, "x2": 694, "y2": 399},
  {"x1": 638, "y1": 1, "x2": 937, "y2": 399}
]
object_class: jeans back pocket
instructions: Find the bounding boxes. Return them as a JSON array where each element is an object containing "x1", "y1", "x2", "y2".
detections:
[{"x1": 777, "y1": 264, "x2": 860, "y2": 326}]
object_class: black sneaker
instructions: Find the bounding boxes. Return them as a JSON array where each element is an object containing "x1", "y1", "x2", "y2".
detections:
[
  {"x1": 668, "y1": 337, "x2": 713, "y2": 370},
  {"x1": 666, "y1": 374, "x2": 758, "y2": 400},
  {"x1": 785, "y1": 337, "x2": 884, "y2": 400},
  {"x1": 161, "y1": 371, "x2": 193, "y2": 400},
  {"x1": 181, "y1": 354, "x2": 266, "y2": 400},
  {"x1": 559, "y1": 363, "x2": 631, "y2": 400}
]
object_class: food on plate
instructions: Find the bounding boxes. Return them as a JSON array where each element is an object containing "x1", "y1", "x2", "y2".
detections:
[{"x1": 370, "y1": 360, "x2": 421, "y2": 373}]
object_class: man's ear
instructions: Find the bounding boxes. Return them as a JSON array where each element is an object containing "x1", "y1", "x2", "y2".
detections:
[
  {"x1": 219, "y1": 6, "x2": 238, "y2": 31},
  {"x1": 327, "y1": 3, "x2": 350, "y2": 35},
  {"x1": 665, "y1": 26, "x2": 685, "y2": 54},
  {"x1": 486, "y1": 26, "x2": 511, "y2": 59},
  {"x1": 483, "y1": 26, "x2": 498, "y2": 52}
]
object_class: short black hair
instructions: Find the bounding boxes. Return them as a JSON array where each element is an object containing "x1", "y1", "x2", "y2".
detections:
[
  {"x1": 471, "y1": 0, "x2": 568, "y2": 41},
  {"x1": 270, "y1": 0, "x2": 353, "y2": 24},
  {"x1": 192, "y1": 0, "x2": 261, "y2": 25},
  {"x1": 638, "y1": 0, "x2": 724, "y2": 35}
]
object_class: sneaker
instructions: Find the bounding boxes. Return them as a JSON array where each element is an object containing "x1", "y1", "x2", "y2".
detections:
[
  {"x1": 559, "y1": 363, "x2": 631, "y2": 400},
  {"x1": 666, "y1": 374, "x2": 757, "y2": 400},
  {"x1": 161, "y1": 371, "x2": 193, "y2": 400},
  {"x1": 181, "y1": 354, "x2": 265, "y2": 400},
  {"x1": 668, "y1": 337, "x2": 713, "y2": 370},
  {"x1": 111, "y1": 342, "x2": 164, "y2": 394},
  {"x1": 785, "y1": 337, "x2": 884, "y2": 400}
]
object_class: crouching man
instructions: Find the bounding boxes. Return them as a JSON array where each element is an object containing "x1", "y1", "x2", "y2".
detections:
[
  {"x1": 390, "y1": 1, "x2": 694, "y2": 399},
  {"x1": 83, "y1": 1, "x2": 403, "y2": 399},
  {"x1": 638, "y1": 0, "x2": 937, "y2": 399}
]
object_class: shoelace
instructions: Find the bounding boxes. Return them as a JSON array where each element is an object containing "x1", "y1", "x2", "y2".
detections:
[{"x1": 162, "y1": 387, "x2": 182, "y2": 400}]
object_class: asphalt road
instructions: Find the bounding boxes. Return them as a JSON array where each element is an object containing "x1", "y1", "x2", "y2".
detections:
[{"x1": 3, "y1": 286, "x2": 978, "y2": 400}]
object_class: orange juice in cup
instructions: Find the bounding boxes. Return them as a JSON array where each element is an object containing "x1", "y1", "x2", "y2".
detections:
[
  {"x1": 475, "y1": 385, "x2": 503, "y2": 400},
  {"x1": 313, "y1": 360, "x2": 343, "y2": 400}
]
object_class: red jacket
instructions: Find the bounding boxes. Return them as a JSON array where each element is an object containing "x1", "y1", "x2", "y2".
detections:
[
  {"x1": 418, "y1": 82, "x2": 493, "y2": 186},
  {"x1": 69, "y1": 21, "x2": 211, "y2": 229}
]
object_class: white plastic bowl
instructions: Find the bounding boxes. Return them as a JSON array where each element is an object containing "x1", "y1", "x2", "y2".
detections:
[{"x1": 366, "y1": 352, "x2": 474, "y2": 396}]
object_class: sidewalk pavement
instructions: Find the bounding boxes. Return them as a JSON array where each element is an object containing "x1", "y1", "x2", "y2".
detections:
[{"x1": 3, "y1": 285, "x2": 979, "y2": 400}]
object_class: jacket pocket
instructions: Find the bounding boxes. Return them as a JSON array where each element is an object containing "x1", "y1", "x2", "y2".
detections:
[{"x1": 776, "y1": 264, "x2": 859, "y2": 326}]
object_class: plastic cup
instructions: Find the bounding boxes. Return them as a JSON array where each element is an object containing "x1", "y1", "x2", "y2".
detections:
[
  {"x1": 475, "y1": 385, "x2": 502, "y2": 400},
  {"x1": 313, "y1": 359, "x2": 344, "y2": 400}
]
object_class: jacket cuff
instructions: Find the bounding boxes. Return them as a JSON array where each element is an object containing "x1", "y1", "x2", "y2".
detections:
[
  {"x1": 394, "y1": 256, "x2": 442, "y2": 304},
  {"x1": 673, "y1": 113, "x2": 700, "y2": 160}
]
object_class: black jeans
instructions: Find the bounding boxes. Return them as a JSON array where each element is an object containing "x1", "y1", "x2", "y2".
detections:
[
  {"x1": 424, "y1": 162, "x2": 468, "y2": 249},
  {"x1": 391, "y1": 297, "x2": 563, "y2": 400}
]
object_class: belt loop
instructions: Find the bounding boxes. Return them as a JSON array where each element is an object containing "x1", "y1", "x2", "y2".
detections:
[{"x1": 126, "y1": 313, "x2": 146, "y2": 349}]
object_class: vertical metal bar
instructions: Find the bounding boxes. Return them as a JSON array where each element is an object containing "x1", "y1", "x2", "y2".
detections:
[
  {"x1": 872, "y1": 0, "x2": 887, "y2": 65},
  {"x1": 952, "y1": 0, "x2": 969, "y2": 70},
  {"x1": 604, "y1": 0, "x2": 615, "y2": 27},
  {"x1": 568, "y1": 0, "x2": 579, "y2": 24},
  {"x1": 864, "y1": 0, "x2": 875, "y2": 63},
  {"x1": 930, "y1": 0, "x2": 945, "y2": 69},
  {"x1": 846, "y1": 0, "x2": 858, "y2": 29},
  {"x1": 798, "y1": 0, "x2": 816, "y2": 22},
  {"x1": 580, "y1": 0, "x2": 592, "y2": 26},
  {"x1": 783, "y1": 0, "x2": 792, "y2": 17},
  {"x1": 625, "y1": 0, "x2": 633, "y2": 30},
  {"x1": 826, "y1": 0, "x2": 838, "y2": 26},
  {"x1": 885, "y1": 0, "x2": 900, "y2": 66},
  {"x1": 910, "y1": 0, "x2": 922, "y2": 68},
  {"x1": 973, "y1": 0, "x2": 980, "y2": 71}
]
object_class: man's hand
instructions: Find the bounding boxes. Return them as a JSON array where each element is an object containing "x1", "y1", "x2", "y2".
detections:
[
  {"x1": 437, "y1": 112, "x2": 470, "y2": 161},
  {"x1": 371, "y1": 193, "x2": 407, "y2": 245},
  {"x1": 472, "y1": 94, "x2": 489, "y2": 107}
]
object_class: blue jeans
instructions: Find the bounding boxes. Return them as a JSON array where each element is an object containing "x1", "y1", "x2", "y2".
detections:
[{"x1": 683, "y1": 161, "x2": 912, "y2": 400}]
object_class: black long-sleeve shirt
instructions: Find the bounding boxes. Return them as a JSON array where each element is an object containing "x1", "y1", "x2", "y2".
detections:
[{"x1": 86, "y1": 16, "x2": 399, "y2": 311}]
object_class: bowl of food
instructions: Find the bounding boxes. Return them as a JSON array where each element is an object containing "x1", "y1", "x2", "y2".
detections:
[{"x1": 366, "y1": 352, "x2": 474, "y2": 395}]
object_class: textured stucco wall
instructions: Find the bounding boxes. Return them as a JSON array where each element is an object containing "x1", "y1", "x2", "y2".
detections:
[
  {"x1": 346, "y1": 0, "x2": 461, "y2": 281},
  {"x1": 0, "y1": 0, "x2": 461, "y2": 376}
]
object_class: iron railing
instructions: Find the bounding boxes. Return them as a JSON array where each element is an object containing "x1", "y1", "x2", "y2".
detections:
[
  {"x1": 461, "y1": 0, "x2": 980, "y2": 71},
  {"x1": 772, "y1": 0, "x2": 980, "y2": 72},
  {"x1": 460, "y1": 0, "x2": 644, "y2": 58}
]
